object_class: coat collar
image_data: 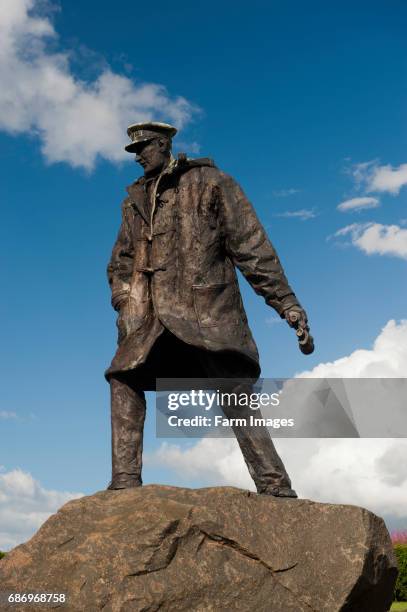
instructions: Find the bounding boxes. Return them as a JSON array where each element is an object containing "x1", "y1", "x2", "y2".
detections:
[{"x1": 126, "y1": 157, "x2": 178, "y2": 224}]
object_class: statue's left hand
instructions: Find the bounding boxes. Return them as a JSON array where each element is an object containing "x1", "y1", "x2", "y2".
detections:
[
  {"x1": 284, "y1": 306, "x2": 314, "y2": 355},
  {"x1": 284, "y1": 305, "x2": 308, "y2": 330}
]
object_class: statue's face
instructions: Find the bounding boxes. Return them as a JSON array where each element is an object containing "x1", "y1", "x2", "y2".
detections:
[{"x1": 135, "y1": 138, "x2": 170, "y2": 176}]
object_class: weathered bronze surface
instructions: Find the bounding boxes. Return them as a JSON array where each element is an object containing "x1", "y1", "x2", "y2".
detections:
[{"x1": 106, "y1": 122, "x2": 313, "y2": 495}]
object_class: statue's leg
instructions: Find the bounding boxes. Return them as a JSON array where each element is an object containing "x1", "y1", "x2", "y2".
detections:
[
  {"x1": 107, "y1": 376, "x2": 146, "y2": 490},
  {"x1": 219, "y1": 381, "x2": 297, "y2": 498}
]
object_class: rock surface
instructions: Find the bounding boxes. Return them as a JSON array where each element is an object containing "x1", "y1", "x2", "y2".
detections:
[{"x1": 0, "y1": 485, "x2": 397, "y2": 611}]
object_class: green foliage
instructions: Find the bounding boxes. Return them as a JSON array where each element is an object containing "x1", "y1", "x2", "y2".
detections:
[
  {"x1": 0, "y1": 551, "x2": 5, "y2": 559},
  {"x1": 391, "y1": 603, "x2": 407, "y2": 611},
  {"x1": 394, "y1": 545, "x2": 407, "y2": 601}
]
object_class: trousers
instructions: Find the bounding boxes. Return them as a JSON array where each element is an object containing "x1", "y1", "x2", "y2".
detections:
[{"x1": 108, "y1": 329, "x2": 297, "y2": 497}]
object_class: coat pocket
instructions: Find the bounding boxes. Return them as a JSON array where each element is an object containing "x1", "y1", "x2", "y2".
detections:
[{"x1": 192, "y1": 282, "x2": 239, "y2": 328}]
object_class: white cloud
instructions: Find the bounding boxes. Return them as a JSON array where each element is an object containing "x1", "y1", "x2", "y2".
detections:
[
  {"x1": 149, "y1": 439, "x2": 251, "y2": 488},
  {"x1": 337, "y1": 196, "x2": 380, "y2": 212},
  {"x1": 148, "y1": 437, "x2": 407, "y2": 521},
  {"x1": 369, "y1": 163, "x2": 407, "y2": 195},
  {"x1": 276, "y1": 208, "x2": 317, "y2": 221},
  {"x1": 0, "y1": 468, "x2": 83, "y2": 550},
  {"x1": 298, "y1": 319, "x2": 407, "y2": 378},
  {"x1": 0, "y1": 0, "x2": 198, "y2": 170},
  {"x1": 147, "y1": 320, "x2": 407, "y2": 521},
  {"x1": 350, "y1": 160, "x2": 407, "y2": 196},
  {"x1": 349, "y1": 159, "x2": 378, "y2": 189},
  {"x1": 333, "y1": 222, "x2": 407, "y2": 260},
  {"x1": 0, "y1": 411, "x2": 17, "y2": 419}
]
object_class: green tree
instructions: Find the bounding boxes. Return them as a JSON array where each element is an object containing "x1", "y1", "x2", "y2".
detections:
[{"x1": 394, "y1": 545, "x2": 407, "y2": 601}]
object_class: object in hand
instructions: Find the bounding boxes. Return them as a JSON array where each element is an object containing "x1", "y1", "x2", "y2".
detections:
[{"x1": 287, "y1": 311, "x2": 315, "y2": 355}]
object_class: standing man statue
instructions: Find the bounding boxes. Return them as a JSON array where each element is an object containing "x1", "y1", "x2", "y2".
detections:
[{"x1": 105, "y1": 122, "x2": 314, "y2": 497}]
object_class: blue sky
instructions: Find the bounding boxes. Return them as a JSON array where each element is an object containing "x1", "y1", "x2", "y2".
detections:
[{"x1": 1, "y1": 0, "x2": 407, "y2": 549}]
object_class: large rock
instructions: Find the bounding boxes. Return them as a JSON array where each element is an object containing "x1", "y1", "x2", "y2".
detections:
[{"x1": 0, "y1": 485, "x2": 397, "y2": 611}]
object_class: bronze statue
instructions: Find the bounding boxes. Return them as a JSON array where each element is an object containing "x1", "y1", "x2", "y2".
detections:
[{"x1": 105, "y1": 122, "x2": 314, "y2": 496}]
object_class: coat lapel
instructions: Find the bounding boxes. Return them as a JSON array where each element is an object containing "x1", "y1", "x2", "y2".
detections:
[
  {"x1": 126, "y1": 180, "x2": 149, "y2": 224},
  {"x1": 126, "y1": 161, "x2": 179, "y2": 226}
]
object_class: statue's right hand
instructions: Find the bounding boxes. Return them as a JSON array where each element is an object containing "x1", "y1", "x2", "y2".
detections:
[
  {"x1": 116, "y1": 298, "x2": 144, "y2": 343},
  {"x1": 116, "y1": 301, "x2": 130, "y2": 343}
]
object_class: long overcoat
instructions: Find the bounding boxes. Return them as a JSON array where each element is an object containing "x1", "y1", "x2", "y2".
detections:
[{"x1": 105, "y1": 158, "x2": 301, "y2": 380}]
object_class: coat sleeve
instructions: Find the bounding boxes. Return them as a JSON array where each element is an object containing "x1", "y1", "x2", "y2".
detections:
[
  {"x1": 107, "y1": 199, "x2": 134, "y2": 310},
  {"x1": 217, "y1": 171, "x2": 302, "y2": 317}
]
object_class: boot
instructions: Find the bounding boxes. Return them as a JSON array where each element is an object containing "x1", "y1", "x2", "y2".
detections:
[
  {"x1": 220, "y1": 382, "x2": 298, "y2": 498},
  {"x1": 107, "y1": 377, "x2": 146, "y2": 490}
]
